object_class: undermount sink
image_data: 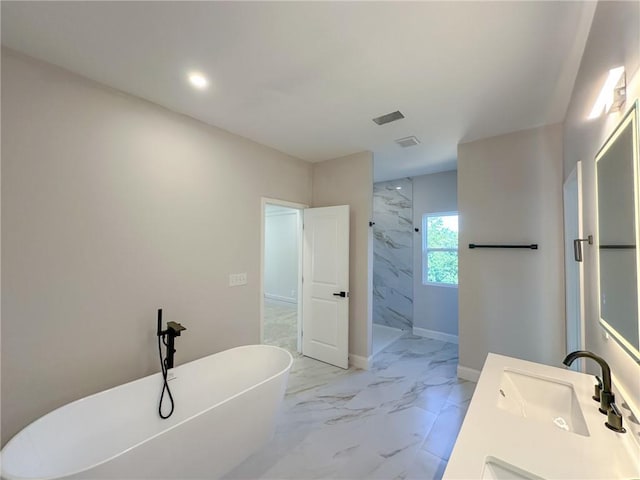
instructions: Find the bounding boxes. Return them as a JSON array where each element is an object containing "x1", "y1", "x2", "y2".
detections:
[
  {"x1": 496, "y1": 369, "x2": 589, "y2": 436},
  {"x1": 482, "y1": 457, "x2": 545, "y2": 480}
]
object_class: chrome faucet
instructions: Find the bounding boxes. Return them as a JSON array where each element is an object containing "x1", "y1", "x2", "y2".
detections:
[{"x1": 563, "y1": 350, "x2": 614, "y2": 415}]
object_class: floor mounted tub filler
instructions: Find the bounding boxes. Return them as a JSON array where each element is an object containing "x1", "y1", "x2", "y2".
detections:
[{"x1": 1, "y1": 345, "x2": 293, "y2": 480}]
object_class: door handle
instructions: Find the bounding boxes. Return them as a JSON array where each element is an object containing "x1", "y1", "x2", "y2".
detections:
[
  {"x1": 333, "y1": 291, "x2": 349, "y2": 298},
  {"x1": 573, "y1": 235, "x2": 593, "y2": 262}
]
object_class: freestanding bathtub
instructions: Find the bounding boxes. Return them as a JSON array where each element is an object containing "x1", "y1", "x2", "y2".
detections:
[{"x1": 1, "y1": 345, "x2": 293, "y2": 480}]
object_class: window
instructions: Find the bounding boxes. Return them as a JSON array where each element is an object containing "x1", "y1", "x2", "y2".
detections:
[{"x1": 423, "y1": 212, "x2": 459, "y2": 286}]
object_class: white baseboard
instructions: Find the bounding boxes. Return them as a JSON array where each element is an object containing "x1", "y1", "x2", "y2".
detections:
[
  {"x1": 413, "y1": 327, "x2": 459, "y2": 344},
  {"x1": 264, "y1": 293, "x2": 296, "y2": 304},
  {"x1": 372, "y1": 323, "x2": 404, "y2": 334},
  {"x1": 349, "y1": 353, "x2": 372, "y2": 370},
  {"x1": 457, "y1": 365, "x2": 481, "y2": 382}
]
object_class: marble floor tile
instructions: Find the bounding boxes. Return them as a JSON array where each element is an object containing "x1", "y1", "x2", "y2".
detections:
[
  {"x1": 446, "y1": 380, "x2": 476, "y2": 407},
  {"x1": 421, "y1": 402, "x2": 468, "y2": 461},
  {"x1": 258, "y1": 406, "x2": 437, "y2": 480},
  {"x1": 372, "y1": 324, "x2": 404, "y2": 356},
  {"x1": 410, "y1": 382, "x2": 456, "y2": 415},
  {"x1": 397, "y1": 449, "x2": 448, "y2": 480},
  {"x1": 224, "y1": 333, "x2": 475, "y2": 480}
]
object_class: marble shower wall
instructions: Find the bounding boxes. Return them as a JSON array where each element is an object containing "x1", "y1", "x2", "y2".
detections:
[{"x1": 373, "y1": 178, "x2": 413, "y2": 330}]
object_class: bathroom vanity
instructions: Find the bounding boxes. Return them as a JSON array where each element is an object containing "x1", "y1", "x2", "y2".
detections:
[{"x1": 443, "y1": 353, "x2": 640, "y2": 479}]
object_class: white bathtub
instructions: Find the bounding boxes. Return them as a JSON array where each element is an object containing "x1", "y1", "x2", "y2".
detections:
[{"x1": 1, "y1": 345, "x2": 293, "y2": 480}]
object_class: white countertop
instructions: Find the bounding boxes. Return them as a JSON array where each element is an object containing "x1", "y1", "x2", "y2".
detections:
[{"x1": 443, "y1": 353, "x2": 640, "y2": 479}]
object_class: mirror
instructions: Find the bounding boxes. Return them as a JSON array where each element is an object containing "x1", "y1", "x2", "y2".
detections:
[{"x1": 595, "y1": 100, "x2": 640, "y2": 361}]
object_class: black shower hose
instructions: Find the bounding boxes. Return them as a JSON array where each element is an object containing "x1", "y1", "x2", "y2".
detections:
[{"x1": 158, "y1": 333, "x2": 175, "y2": 419}]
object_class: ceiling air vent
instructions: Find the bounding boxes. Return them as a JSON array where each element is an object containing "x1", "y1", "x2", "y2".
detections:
[
  {"x1": 395, "y1": 136, "x2": 420, "y2": 148},
  {"x1": 372, "y1": 110, "x2": 405, "y2": 125}
]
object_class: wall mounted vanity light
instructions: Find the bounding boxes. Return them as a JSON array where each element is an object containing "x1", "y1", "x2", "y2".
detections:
[{"x1": 588, "y1": 66, "x2": 626, "y2": 119}]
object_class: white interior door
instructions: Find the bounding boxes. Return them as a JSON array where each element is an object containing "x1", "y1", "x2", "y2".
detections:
[
  {"x1": 563, "y1": 162, "x2": 586, "y2": 372},
  {"x1": 302, "y1": 205, "x2": 350, "y2": 369}
]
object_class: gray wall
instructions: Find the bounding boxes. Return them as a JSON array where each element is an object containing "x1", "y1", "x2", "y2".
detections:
[
  {"x1": 312, "y1": 152, "x2": 374, "y2": 361},
  {"x1": 1, "y1": 50, "x2": 313, "y2": 445},
  {"x1": 458, "y1": 124, "x2": 565, "y2": 372},
  {"x1": 562, "y1": 1, "x2": 640, "y2": 406},
  {"x1": 372, "y1": 178, "x2": 413, "y2": 331},
  {"x1": 412, "y1": 170, "x2": 458, "y2": 337}
]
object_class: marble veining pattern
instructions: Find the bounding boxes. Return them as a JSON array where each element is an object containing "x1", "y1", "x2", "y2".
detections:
[
  {"x1": 225, "y1": 334, "x2": 475, "y2": 480},
  {"x1": 373, "y1": 178, "x2": 414, "y2": 331}
]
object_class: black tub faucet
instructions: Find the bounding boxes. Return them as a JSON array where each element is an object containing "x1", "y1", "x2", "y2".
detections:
[
  {"x1": 157, "y1": 309, "x2": 187, "y2": 370},
  {"x1": 563, "y1": 350, "x2": 614, "y2": 415}
]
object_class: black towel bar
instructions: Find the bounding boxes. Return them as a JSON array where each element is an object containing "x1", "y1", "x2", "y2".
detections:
[{"x1": 469, "y1": 243, "x2": 538, "y2": 250}]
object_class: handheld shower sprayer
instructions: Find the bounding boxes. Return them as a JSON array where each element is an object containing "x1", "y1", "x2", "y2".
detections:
[{"x1": 157, "y1": 308, "x2": 187, "y2": 419}]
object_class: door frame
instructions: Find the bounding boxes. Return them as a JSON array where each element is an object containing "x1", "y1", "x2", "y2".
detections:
[
  {"x1": 260, "y1": 197, "x2": 308, "y2": 352},
  {"x1": 563, "y1": 162, "x2": 586, "y2": 371}
]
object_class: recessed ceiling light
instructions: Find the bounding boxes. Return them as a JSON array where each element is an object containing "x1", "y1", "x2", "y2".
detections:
[
  {"x1": 188, "y1": 72, "x2": 209, "y2": 90},
  {"x1": 395, "y1": 186, "x2": 402, "y2": 190}
]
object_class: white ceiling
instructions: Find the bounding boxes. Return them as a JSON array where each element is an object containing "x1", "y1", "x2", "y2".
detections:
[{"x1": 1, "y1": 1, "x2": 595, "y2": 182}]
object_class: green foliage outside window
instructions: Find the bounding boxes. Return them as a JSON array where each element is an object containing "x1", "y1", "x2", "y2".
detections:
[
  {"x1": 427, "y1": 251, "x2": 458, "y2": 284},
  {"x1": 424, "y1": 214, "x2": 458, "y2": 285}
]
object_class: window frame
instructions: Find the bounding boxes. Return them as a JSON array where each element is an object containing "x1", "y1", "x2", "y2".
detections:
[{"x1": 422, "y1": 211, "x2": 459, "y2": 288}]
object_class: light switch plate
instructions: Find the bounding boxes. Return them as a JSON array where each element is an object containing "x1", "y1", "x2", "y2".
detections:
[{"x1": 229, "y1": 273, "x2": 248, "y2": 287}]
